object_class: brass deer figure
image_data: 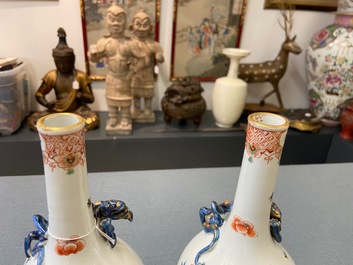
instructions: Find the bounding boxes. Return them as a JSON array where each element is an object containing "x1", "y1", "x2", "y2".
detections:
[{"x1": 238, "y1": 3, "x2": 301, "y2": 109}]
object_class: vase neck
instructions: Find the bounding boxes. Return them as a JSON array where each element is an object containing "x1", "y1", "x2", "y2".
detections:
[
  {"x1": 39, "y1": 128, "x2": 95, "y2": 239},
  {"x1": 335, "y1": 14, "x2": 353, "y2": 27},
  {"x1": 224, "y1": 113, "x2": 289, "y2": 238},
  {"x1": 227, "y1": 56, "x2": 240, "y2": 79}
]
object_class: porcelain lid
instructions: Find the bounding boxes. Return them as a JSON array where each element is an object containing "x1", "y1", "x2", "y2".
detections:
[{"x1": 336, "y1": 0, "x2": 353, "y2": 15}]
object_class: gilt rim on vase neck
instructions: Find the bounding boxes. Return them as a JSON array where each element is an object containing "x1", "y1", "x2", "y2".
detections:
[
  {"x1": 248, "y1": 112, "x2": 289, "y2": 131},
  {"x1": 37, "y1": 112, "x2": 85, "y2": 135}
]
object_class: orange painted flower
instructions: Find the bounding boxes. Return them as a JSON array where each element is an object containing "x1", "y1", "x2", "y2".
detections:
[
  {"x1": 231, "y1": 216, "x2": 257, "y2": 237},
  {"x1": 55, "y1": 236, "x2": 85, "y2": 256}
]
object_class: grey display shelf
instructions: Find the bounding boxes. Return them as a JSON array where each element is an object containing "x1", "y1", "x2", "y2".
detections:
[{"x1": 0, "y1": 111, "x2": 352, "y2": 176}]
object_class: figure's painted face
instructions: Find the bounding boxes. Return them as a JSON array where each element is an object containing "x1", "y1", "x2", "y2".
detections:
[
  {"x1": 54, "y1": 55, "x2": 75, "y2": 74},
  {"x1": 106, "y1": 12, "x2": 126, "y2": 37},
  {"x1": 132, "y1": 15, "x2": 151, "y2": 39}
]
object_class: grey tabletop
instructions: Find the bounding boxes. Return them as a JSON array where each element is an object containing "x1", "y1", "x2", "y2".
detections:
[{"x1": 1, "y1": 163, "x2": 353, "y2": 265}]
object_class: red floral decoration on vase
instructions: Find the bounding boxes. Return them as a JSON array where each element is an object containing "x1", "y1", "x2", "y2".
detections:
[
  {"x1": 231, "y1": 216, "x2": 257, "y2": 238},
  {"x1": 55, "y1": 236, "x2": 86, "y2": 256}
]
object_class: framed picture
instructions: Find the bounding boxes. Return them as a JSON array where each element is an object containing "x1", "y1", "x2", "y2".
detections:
[
  {"x1": 80, "y1": 0, "x2": 160, "y2": 80},
  {"x1": 264, "y1": 0, "x2": 337, "y2": 11},
  {"x1": 171, "y1": 0, "x2": 248, "y2": 81}
]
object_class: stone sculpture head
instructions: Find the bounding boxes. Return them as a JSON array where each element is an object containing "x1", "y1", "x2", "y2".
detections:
[
  {"x1": 105, "y1": 3, "x2": 127, "y2": 38},
  {"x1": 129, "y1": 10, "x2": 153, "y2": 39}
]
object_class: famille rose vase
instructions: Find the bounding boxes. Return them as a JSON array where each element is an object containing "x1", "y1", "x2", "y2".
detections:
[
  {"x1": 178, "y1": 112, "x2": 295, "y2": 265},
  {"x1": 24, "y1": 113, "x2": 143, "y2": 265},
  {"x1": 212, "y1": 48, "x2": 250, "y2": 128},
  {"x1": 306, "y1": 0, "x2": 353, "y2": 126}
]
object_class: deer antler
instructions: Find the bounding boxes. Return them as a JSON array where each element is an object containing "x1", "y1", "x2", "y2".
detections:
[{"x1": 277, "y1": 0, "x2": 295, "y2": 39}]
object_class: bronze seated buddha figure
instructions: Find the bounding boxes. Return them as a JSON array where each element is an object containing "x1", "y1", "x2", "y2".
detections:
[{"x1": 28, "y1": 28, "x2": 99, "y2": 131}]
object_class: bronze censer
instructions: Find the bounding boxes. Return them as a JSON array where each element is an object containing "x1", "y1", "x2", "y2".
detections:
[{"x1": 161, "y1": 77, "x2": 206, "y2": 125}]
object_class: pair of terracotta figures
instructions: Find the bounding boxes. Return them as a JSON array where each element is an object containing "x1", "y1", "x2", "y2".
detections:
[{"x1": 28, "y1": 3, "x2": 164, "y2": 135}]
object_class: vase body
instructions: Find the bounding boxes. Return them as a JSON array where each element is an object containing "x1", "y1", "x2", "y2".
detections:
[
  {"x1": 178, "y1": 112, "x2": 294, "y2": 265},
  {"x1": 212, "y1": 48, "x2": 250, "y2": 128},
  {"x1": 24, "y1": 113, "x2": 143, "y2": 265},
  {"x1": 306, "y1": 10, "x2": 353, "y2": 126},
  {"x1": 340, "y1": 104, "x2": 353, "y2": 139}
]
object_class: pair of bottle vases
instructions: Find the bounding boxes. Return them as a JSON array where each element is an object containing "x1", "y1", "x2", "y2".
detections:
[{"x1": 24, "y1": 110, "x2": 294, "y2": 265}]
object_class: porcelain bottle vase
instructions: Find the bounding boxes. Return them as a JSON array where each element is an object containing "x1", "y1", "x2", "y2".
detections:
[
  {"x1": 212, "y1": 48, "x2": 250, "y2": 128},
  {"x1": 24, "y1": 113, "x2": 143, "y2": 265},
  {"x1": 178, "y1": 112, "x2": 295, "y2": 265}
]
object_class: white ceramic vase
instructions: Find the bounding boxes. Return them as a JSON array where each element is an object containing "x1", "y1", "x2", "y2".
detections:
[
  {"x1": 306, "y1": 0, "x2": 353, "y2": 126},
  {"x1": 24, "y1": 113, "x2": 143, "y2": 265},
  {"x1": 178, "y1": 112, "x2": 295, "y2": 265},
  {"x1": 212, "y1": 48, "x2": 250, "y2": 128}
]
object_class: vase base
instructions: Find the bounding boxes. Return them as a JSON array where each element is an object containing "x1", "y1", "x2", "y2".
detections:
[
  {"x1": 215, "y1": 122, "x2": 234, "y2": 128},
  {"x1": 321, "y1": 118, "x2": 340, "y2": 127}
]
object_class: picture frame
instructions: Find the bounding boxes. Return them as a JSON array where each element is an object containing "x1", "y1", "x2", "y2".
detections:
[
  {"x1": 171, "y1": 0, "x2": 248, "y2": 81},
  {"x1": 264, "y1": 0, "x2": 337, "y2": 12},
  {"x1": 80, "y1": 0, "x2": 160, "y2": 80}
]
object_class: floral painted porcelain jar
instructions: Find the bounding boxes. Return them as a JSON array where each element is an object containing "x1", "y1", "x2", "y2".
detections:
[
  {"x1": 306, "y1": 0, "x2": 353, "y2": 126},
  {"x1": 178, "y1": 112, "x2": 295, "y2": 265}
]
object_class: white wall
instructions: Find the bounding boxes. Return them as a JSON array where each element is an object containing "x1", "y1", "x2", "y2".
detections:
[{"x1": 0, "y1": 0, "x2": 335, "y2": 111}]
